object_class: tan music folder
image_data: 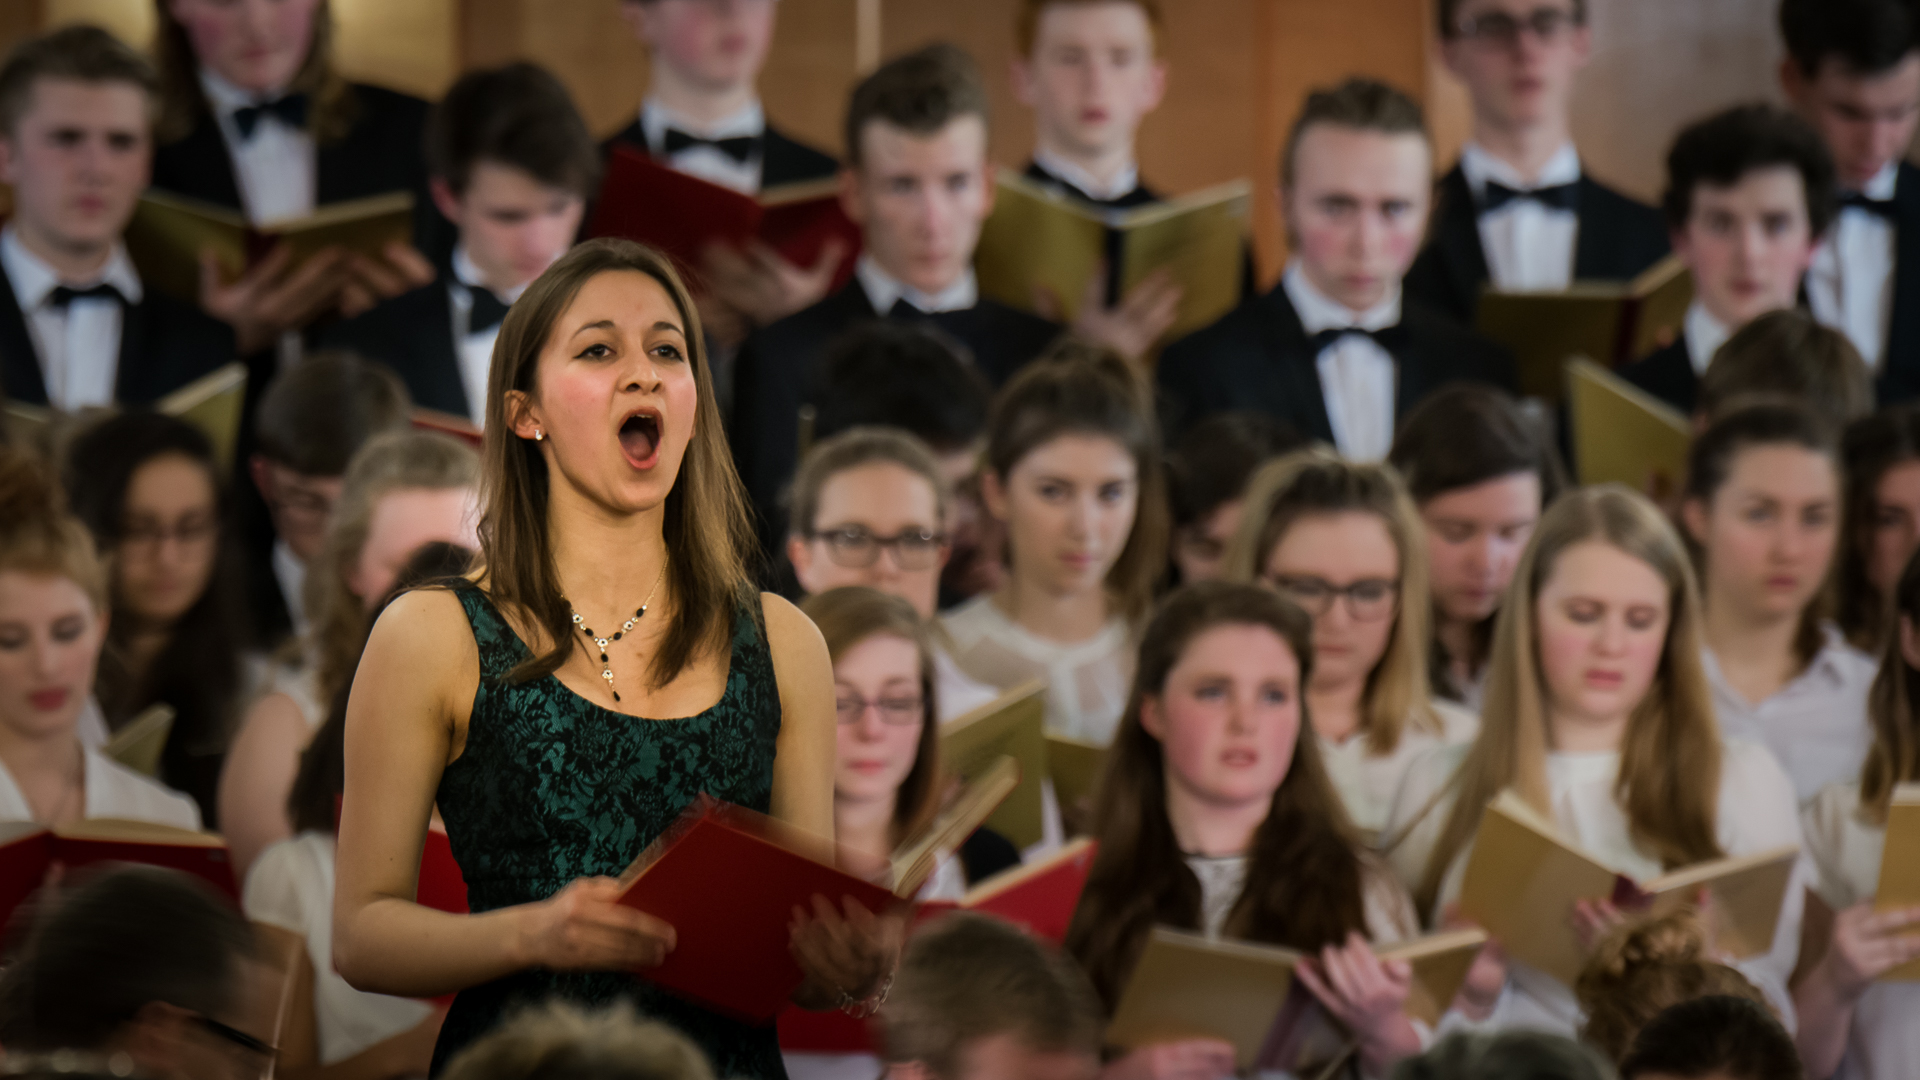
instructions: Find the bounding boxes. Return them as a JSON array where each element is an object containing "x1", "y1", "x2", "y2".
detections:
[
  {"x1": 125, "y1": 189, "x2": 414, "y2": 304},
  {"x1": 938, "y1": 681, "x2": 1049, "y2": 849},
  {"x1": 1046, "y1": 732, "x2": 1107, "y2": 818},
  {"x1": 1566, "y1": 357, "x2": 1692, "y2": 491},
  {"x1": 1874, "y1": 782, "x2": 1920, "y2": 980},
  {"x1": 1476, "y1": 254, "x2": 1692, "y2": 401},
  {"x1": 156, "y1": 362, "x2": 248, "y2": 470}
]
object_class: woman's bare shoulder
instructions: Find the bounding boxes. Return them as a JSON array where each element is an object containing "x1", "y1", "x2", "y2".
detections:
[
  {"x1": 362, "y1": 587, "x2": 480, "y2": 682},
  {"x1": 760, "y1": 593, "x2": 829, "y2": 679}
]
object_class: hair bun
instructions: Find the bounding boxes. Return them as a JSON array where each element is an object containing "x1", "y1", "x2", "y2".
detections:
[{"x1": 0, "y1": 447, "x2": 65, "y2": 531}]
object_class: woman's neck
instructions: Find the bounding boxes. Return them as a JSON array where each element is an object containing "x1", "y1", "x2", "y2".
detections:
[
  {"x1": 0, "y1": 724, "x2": 84, "y2": 824},
  {"x1": 1306, "y1": 672, "x2": 1367, "y2": 745},
  {"x1": 1547, "y1": 707, "x2": 1630, "y2": 755},
  {"x1": 546, "y1": 482, "x2": 672, "y2": 623},
  {"x1": 1165, "y1": 776, "x2": 1268, "y2": 859},
  {"x1": 1702, "y1": 589, "x2": 1807, "y2": 706},
  {"x1": 834, "y1": 791, "x2": 898, "y2": 861},
  {"x1": 1470, "y1": 113, "x2": 1573, "y2": 183},
  {"x1": 994, "y1": 572, "x2": 1111, "y2": 644}
]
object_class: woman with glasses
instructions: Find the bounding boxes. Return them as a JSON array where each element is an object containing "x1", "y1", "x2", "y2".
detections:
[
  {"x1": 1222, "y1": 449, "x2": 1475, "y2": 840},
  {"x1": 940, "y1": 342, "x2": 1168, "y2": 746},
  {"x1": 64, "y1": 412, "x2": 247, "y2": 824}
]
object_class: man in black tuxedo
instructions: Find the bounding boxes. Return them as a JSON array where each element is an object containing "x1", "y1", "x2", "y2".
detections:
[
  {"x1": 1618, "y1": 106, "x2": 1835, "y2": 415},
  {"x1": 730, "y1": 43, "x2": 1061, "y2": 558},
  {"x1": 322, "y1": 64, "x2": 600, "y2": 425},
  {"x1": 1159, "y1": 78, "x2": 1516, "y2": 457},
  {"x1": 1404, "y1": 0, "x2": 1668, "y2": 324},
  {"x1": 0, "y1": 27, "x2": 233, "y2": 411},
  {"x1": 1781, "y1": 0, "x2": 1920, "y2": 404}
]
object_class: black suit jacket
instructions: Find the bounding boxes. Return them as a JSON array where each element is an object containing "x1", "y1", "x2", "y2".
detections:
[
  {"x1": 319, "y1": 282, "x2": 470, "y2": 418},
  {"x1": 0, "y1": 262, "x2": 236, "y2": 407},
  {"x1": 602, "y1": 119, "x2": 840, "y2": 189},
  {"x1": 1155, "y1": 284, "x2": 1519, "y2": 444},
  {"x1": 1617, "y1": 337, "x2": 1697, "y2": 416},
  {"x1": 1873, "y1": 162, "x2": 1920, "y2": 404},
  {"x1": 729, "y1": 280, "x2": 1061, "y2": 553},
  {"x1": 1405, "y1": 164, "x2": 1671, "y2": 324},
  {"x1": 1022, "y1": 159, "x2": 1161, "y2": 210}
]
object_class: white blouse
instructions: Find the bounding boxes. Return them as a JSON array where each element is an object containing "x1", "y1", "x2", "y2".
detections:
[
  {"x1": 939, "y1": 595, "x2": 1134, "y2": 745},
  {"x1": 1801, "y1": 781, "x2": 1919, "y2": 1080},
  {"x1": 1703, "y1": 625, "x2": 1878, "y2": 804},
  {"x1": 1320, "y1": 699, "x2": 1479, "y2": 841},
  {"x1": 243, "y1": 832, "x2": 433, "y2": 1064},
  {"x1": 1382, "y1": 737, "x2": 1807, "y2": 1035},
  {"x1": 0, "y1": 744, "x2": 200, "y2": 829}
]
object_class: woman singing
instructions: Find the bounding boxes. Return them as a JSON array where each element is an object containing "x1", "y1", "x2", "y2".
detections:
[{"x1": 332, "y1": 239, "x2": 895, "y2": 1077}]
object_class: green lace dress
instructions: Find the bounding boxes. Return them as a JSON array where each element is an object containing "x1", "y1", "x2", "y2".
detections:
[{"x1": 429, "y1": 581, "x2": 786, "y2": 1078}]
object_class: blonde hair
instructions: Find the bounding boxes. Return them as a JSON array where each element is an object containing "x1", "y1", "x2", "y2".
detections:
[
  {"x1": 1408, "y1": 486, "x2": 1724, "y2": 915},
  {"x1": 439, "y1": 1002, "x2": 713, "y2": 1080},
  {"x1": 0, "y1": 448, "x2": 105, "y2": 612},
  {"x1": 1221, "y1": 449, "x2": 1437, "y2": 755},
  {"x1": 1575, "y1": 909, "x2": 1769, "y2": 1064}
]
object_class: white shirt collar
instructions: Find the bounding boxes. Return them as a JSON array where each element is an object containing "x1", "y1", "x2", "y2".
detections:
[
  {"x1": 0, "y1": 225, "x2": 142, "y2": 307},
  {"x1": 1683, "y1": 300, "x2": 1732, "y2": 376},
  {"x1": 451, "y1": 244, "x2": 530, "y2": 304},
  {"x1": 856, "y1": 254, "x2": 977, "y2": 315},
  {"x1": 1281, "y1": 261, "x2": 1400, "y2": 334},
  {"x1": 1031, "y1": 146, "x2": 1141, "y2": 203},
  {"x1": 1459, "y1": 141, "x2": 1582, "y2": 197},
  {"x1": 1852, "y1": 160, "x2": 1900, "y2": 201},
  {"x1": 640, "y1": 97, "x2": 766, "y2": 150},
  {"x1": 197, "y1": 67, "x2": 286, "y2": 113}
]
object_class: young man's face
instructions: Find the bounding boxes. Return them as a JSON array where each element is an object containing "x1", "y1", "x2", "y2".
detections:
[
  {"x1": 842, "y1": 115, "x2": 994, "y2": 297},
  {"x1": 1783, "y1": 53, "x2": 1920, "y2": 190},
  {"x1": 623, "y1": 0, "x2": 776, "y2": 93},
  {"x1": 1282, "y1": 124, "x2": 1431, "y2": 313},
  {"x1": 1440, "y1": 0, "x2": 1591, "y2": 134},
  {"x1": 1673, "y1": 166, "x2": 1817, "y2": 329},
  {"x1": 0, "y1": 78, "x2": 150, "y2": 257},
  {"x1": 1013, "y1": 2, "x2": 1166, "y2": 163},
  {"x1": 250, "y1": 455, "x2": 343, "y2": 564},
  {"x1": 431, "y1": 161, "x2": 583, "y2": 295}
]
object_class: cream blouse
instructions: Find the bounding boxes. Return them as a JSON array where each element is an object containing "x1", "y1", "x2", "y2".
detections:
[{"x1": 939, "y1": 594, "x2": 1134, "y2": 745}]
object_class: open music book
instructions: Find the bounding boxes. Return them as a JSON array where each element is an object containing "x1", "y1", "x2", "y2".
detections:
[
  {"x1": 1475, "y1": 254, "x2": 1692, "y2": 401},
  {"x1": 124, "y1": 189, "x2": 414, "y2": 304},
  {"x1": 1566, "y1": 357, "x2": 1692, "y2": 490},
  {"x1": 0, "y1": 818, "x2": 238, "y2": 934},
  {"x1": 939, "y1": 681, "x2": 1050, "y2": 849},
  {"x1": 1874, "y1": 782, "x2": 1920, "y2": 980}
]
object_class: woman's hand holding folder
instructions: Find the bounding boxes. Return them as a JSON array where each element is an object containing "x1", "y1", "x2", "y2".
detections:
[
  {"x1": 788, "y1": 892, "x2": 906, "y2": 1013},
  {"x1": 513, "y1": 876, "x2": 678, "y2": 972}
]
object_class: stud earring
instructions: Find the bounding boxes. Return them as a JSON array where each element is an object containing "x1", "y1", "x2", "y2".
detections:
[{"x1": 534, "y1": 429, "x2": 545, "y2": 441}]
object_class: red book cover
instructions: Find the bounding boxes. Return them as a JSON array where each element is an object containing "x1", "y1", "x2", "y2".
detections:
[
  {"x1": 53, "y1": 827, "x2": 238, "y2": 900},
  {"x1": 616, "y1": 794, "x2": 899, "y2": 1025},
  {"x1": 915, "y1": 837, "x2": 1098, "y2": 945},
  {"x1": 410, "y1": 408, "x2": 482, "y2": 449},
  {"x1": 776, "y1": 1005, "x2": 875, "y2": 1055},
  {"x1": 0, "y1": 824, "x2": 55, "y2": 936},
  {"x1": 416, "y1": 827, "x2": 468, "y2": 915}
]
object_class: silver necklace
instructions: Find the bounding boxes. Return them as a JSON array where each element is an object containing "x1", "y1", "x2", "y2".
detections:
[{"x1": 567, "y1": 564, "x2": 666, "y2": 704}]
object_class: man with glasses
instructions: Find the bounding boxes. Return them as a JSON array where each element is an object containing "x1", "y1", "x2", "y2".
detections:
[{"x1": 1405, "y1": 0, "x2": 1669, "y2": 323}]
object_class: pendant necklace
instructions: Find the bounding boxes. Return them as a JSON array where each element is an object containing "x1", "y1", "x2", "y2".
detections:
[{"x1": 567, "y1": 563, "x2": 666, "y2": 703}]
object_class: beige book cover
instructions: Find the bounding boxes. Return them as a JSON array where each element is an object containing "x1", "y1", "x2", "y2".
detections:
[
  {"x1": 1636, "y1": 844, "x2": 1799, "y2": 962},
  {"x1": 1046, "y1": 733, "x2": 1107, "y2": 818},
  {"x1": 939, "y1": 681, "x2": 1048, "y2": 849},
  {"x1": 1566, "y1": 357, "x2": 1692, "y2": 491},
  {"x1": 1873, "y1": 782, "x2": 1920, "y2": 980},
  {"x1": 1382, "y1": 927, "x2": 1489, "y2": 1026},
  {"x1": 1475, "y1": 254, "x2": 1692, "y2": 401},
  {"x1": 157, "y1": 362, "x2": 248, "y2": 470},
  {"x1": 1107, "y1": 928, "x2": 1305, "y2": 1068},
  {"x1": 889, "y1": 754, "x2": 1019, "y2": 897},
  {"x1": 125, "y1": 189, "x2": 414, "y2": 304},
  {"x1": 103, "y1": 703, "x2": 176, "y2": 778}
]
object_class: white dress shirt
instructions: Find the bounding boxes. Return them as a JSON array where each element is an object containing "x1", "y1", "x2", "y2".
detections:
[
  {"x1": 855, "y1": 254, "x2": 977, "y2": 315},
  {"x1": 0, "y1": 743, "x2": 201, "y2": 828},
  {"x1": 1319, "y1": 699, "x2": 1478, "y2": 841},
  {"x1": 1703, "y1": 625, "x2": 1877, "y2": 805},
  {"x1": 939, "y1": 594, "x2": 1133, "y2": 746},
  {"x1": 640, "y1": 97, "x2": 768, "y2": 195},
  {"x1": 199, "y1": 69, "x2": 316, "y2": 226},
  {"x1": 1459, "y1": 142, "x2": 1582, "y2": 291},
  {"x1": 1808, "y1": 162, "x2": 1898, "y2": 371},
  {"x1": 1, "y1": 226, "x2": 143, "y2": 410},
  {"x1": 1683, "y1": 300, "x2": 1733, "y2": 376},
  {"x1": 448, "y1": 246, "x2": 530, "y2": 426},
  {"x1": 1031, "y1": 146, "x2": 1141, "y2": 203},
  {"x1": 1283, "y1": 262, "x2": 1401, "y2": 462}
]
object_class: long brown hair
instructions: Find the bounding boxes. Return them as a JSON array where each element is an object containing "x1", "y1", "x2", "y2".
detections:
[
  {"x1": 800, "y1": 587, "x2": 941, "y2": 843},
  {"x1": 1840, "y1": 404, "x2": 1920, "y2": 651},
  {"x1": 151, "y1": 0, "x2": 355, "y2": 145},
  {"x1": 479, "y1": 239, "x2": 756, "y2": 689},
  {"x1": 1860, "y1": 546, "x2": 1920, "y2": 823},
  {"x1": 1408, "y1": 487, "x2": 1724, "y2": 916},
  {"x1": 1221, "y1": 449, "x2": 1439, "y2": 755},
  {"x1": 1064, "y1": 581, "x2": 1367, "y2": 1011}
]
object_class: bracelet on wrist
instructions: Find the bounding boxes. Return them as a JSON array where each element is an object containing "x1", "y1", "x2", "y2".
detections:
[{"x1": 836, "y1": 972, "x2": 895, "y2": 1018}]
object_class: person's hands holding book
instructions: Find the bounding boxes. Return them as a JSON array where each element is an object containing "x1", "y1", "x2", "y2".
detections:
[
  {"x1": 200, "y1": 243, "x2": 356, "y2": 353},
  {"x1": 1294, "y1": 931, "x2": 1421, "y2": 1075},
  {"x1": 700, "y1": 237, "x2": 846, "y2": 331},
  {"x1": 1102, "y1": 1039, "x2": 1237, "y2": 1080},
  {"x1": 339, "y1": 241, "x2": 438, "y2": 318},
  {"x1": 513, "y1": 876, "x2": 677, "y2": 971},
  {"x1": 1569, "y1": 897, "x2": 1631, "y2": 955},
  {"x1": 1439, "y1": 902, "x2": 1507, "y2": 1021},
  {"x1": 1811, "y1": 901, "x2": 1920, "y2": 1001},
  {"x1": 789, "y1": 893, "x2": 905, "y2": 1014}
]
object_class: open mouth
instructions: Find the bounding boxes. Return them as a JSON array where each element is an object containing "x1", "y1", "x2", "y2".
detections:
[{"x1": 619, "y1": 410, "x2": 661, "y2": 468}]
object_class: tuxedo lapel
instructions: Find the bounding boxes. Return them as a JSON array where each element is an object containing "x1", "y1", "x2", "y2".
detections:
[
  {"x1": 1419, "y1": 166, "x2": 1490, "y2": 322},
  {"x1": 112, "y1": 297, "x2": 149, "y2": 402},
  {"x1": 1881, "y1": 161, "x2": 1920, "y2": 402},
  {"x1": 1571, "y1": 177, "x2": 1611, "y2": 279},
  {"x1": 423, "y1": 285, "x2": 469, "y2": 418},
  {"x1": 153, "y1": 117, "x2": 245, "y2": 210},
  {"x1": 0, "y1": 262, "x2": 46, "y2": 405},
  {"x1": 1251, "y1": 288, "x2": 1335, "y2": 445}
]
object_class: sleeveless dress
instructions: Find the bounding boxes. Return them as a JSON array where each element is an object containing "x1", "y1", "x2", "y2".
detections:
[{"x1": 430, "y1": 581, "x2": 786, "y2": 1077}]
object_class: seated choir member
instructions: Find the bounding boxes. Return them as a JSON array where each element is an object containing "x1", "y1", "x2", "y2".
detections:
[
  {"x1": 1383, "y1": 486, "x2": 1805, "y2": 1034},
  {"x1": 787, "y1": 429, "x2": 1000, "y2": 719},
  {"x1": 1795, "y1": 548, "x2": 1920, "y2": 1080},
  {"x1": 0, "y1": 27, "x2": 233, "y2": 410},
  {"x1": 321, "y1": 64, "x2": 599, "y2": 426},
  {"x1": 1393, "y1": 1033, "x2": 1613, "y2": 1080},
  {"x1": 1065, "y1": 582, "x2": 1430, "y2": 1080},
  {"x1": 939, "y1": 342, "x2": 1165, "y2": 745},
  {"x1": 64, "y1": 412, "x2": 245, "y2": 824},
  {"x1": 1156, "y1": 77, "x2": 1516, "y2": 453},
  {"x1": 1388, "y1": 385, "x2": 1562, "y2": 711},
  {"x1": 1010, "y1": 0, "x2": 1183, "y2": 361},
  {"x1": 729, "y1": 43, "x2": 1062, "y2": 553},
  {"x1": 1680, "y1": 402, "x2": 1875, "y2": 804},
  {"x1": 1617, "y1": 997, "x2": 1803, "y2": 1080},
  {"x1": 1692, "y1": 308, "x2": 1874, "y2": 430},
  {"x1": 0, "y1": 448, "x2": 198, "y2": 827},
  {"x1": 1572, "y1": 909, "x2": 1772, "y2": 1065},
  {"x1": 1221, "y1": 449, "x2": 1477, "y2": 837},
  {"x1": 440, "y1": 1003, "x2": 716, "y2": 1080},
  {"x1": 1618, "y1": 104, "x2": 1836, "y2": 415},
  {"x1": 243, "y1": 544, "x2": 473, "y2": 1080},
  {"x1": 1406, "y1": 0, "x2": 1668, "y2": 322},
  {"x1": 0, "y1": 867, "x2": 267, "y2": 1080},
  {"x1": 878, "y1": 913, "x2": 1103, "y2": 1080},
  {"x1": 1779, "y1": 0, "x2": 1920, "y2": 400},
  {"x1": 1164, "y1": 412, "x2": 1304, "y2": 586},
  {"x1": 221, "y1": 430, "x2": 480, "y2": 877},
  {"x1": 1839, "y1": 404, "x2": 1920, "y2": 650},
  {"x1": 242, "y1": 351, "x2": 412, "y2": 650}
]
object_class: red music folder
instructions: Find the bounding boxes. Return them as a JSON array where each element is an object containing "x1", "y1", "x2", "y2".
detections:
[
  {"x1": 0, "y1": 818, "x2": 239, "y2": 935},
  {"x1": 416, "y1": 827, "x2": 469, "y2": 915},
  {"x1": 585, "y1": 147, "x2": 860, "y2": 290}
]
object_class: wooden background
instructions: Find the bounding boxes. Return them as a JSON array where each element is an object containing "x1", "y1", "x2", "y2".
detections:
[{"x1": 13, "y1": 0, "x2": 1788, "y2": 287}]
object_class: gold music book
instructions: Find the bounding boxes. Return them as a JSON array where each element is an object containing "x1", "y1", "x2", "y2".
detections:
[
  {"x1": 103, "y1": 703, "x2": 176, "y2": 778},
  {"x1": 1874, "y1": 783, "x2": 1920, "y2": 980},
  {"x1": 1475, "y1": 254, "x2": 1692, "y2": 401},
  {"x1": 1045, "y1": 733, "x2": 1107, "y2": 820},
  {"x1": 938, "y1": 681, "x2": 1049, "y2": 850},
  {"x1": 125, "y1": 189, "x2": 414, "y2": 303},
  {"x1": 889, "y1": 755, "x2": 1020, "y2": 897},
  {"x1": 1566, "y1": 357, "x2": 1692, "y2": 491},
  {"x1": 156, "y1": 362, "x2": 248, "y2": 471}
]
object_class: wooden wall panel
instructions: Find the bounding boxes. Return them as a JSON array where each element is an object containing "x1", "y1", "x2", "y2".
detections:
[{"x1": 331, "y1": 0, "x2": 456, "y2": 100}]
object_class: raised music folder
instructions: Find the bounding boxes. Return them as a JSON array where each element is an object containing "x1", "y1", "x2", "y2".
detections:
[{"x1": 124, "y1": 189, "x2": 415, "y2": 305}]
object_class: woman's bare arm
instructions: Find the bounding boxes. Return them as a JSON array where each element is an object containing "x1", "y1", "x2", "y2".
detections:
[
  {"x1": 763, "y1": 593, "x2": 837, "y2": 839},
  {"x1": 219, "y1": 691, "x2": 310, "y2": 880}
]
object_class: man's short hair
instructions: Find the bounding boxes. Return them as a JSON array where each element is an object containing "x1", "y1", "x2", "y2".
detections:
[
  {"x1": 1014, "y1": 0, "x2": 1164, "y2": 56},
  {"x1": 880, "y1": 913, "x2": 1103, "y2": 1080},
  {"x1": 1435, "y1": 0, "x2": 1588, "y2": 39},
  {"x1": 844, "y1": 42, "x2": 989, "y2": 168},
  {"x1": 789, "y1": 426, "x2": 951, "y2": 540},
  {"x1": 1781, "y1": 0, "x2": 1920, "y2": 79},
  {"x1": 0, "y1": 867, "x2": 253, "y2": 1052},
  {"x1": 441, "y1": 1001, "x2": 714, "y2": 1080},
  {"x1": 255, "y1": 351, "x2": 413, "y2": 476},
  {"x1": 1699, "y1": 308, "x2": 1873, "y2": 427},
  {"x1": 1282, "y1": 77, "x2": 1427, "y2": 188},
  {"x1": 811, "y1": 322, "x2": 993, "y2": 454},
  {"x1": 1618, "y1": 996, "x2": 1800, "y2": 1080},
  {"x1": 427, "y1": 62, "x2": 601, "y2": 199},
  {"x1": 1661, "y1": 103, "x2": 1838, "y2": 237},
  {"x1": 0, "y1": 24, "x2": 156, "y2": 138}
]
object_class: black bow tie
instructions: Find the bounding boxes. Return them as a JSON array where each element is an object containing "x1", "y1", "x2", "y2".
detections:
[
  {"x1": 232, "y1": 93, "x2": 310, "y2": 139},
  {"x1": 465, "y1": 286, "x2": 512, "y2": 334},
  {"x1": 1843, "y1": 191, "x2": 1899, "y2": 220},
  {"x1": 1480, "y1": 179, "x2": 1580, "y2": 214},
  {"x1": 661, "y1": 128, "x2": 761, "y2": 164},
  {"x1": 1308, "y1": 325, "x2": 1406, "y2": 355},
  {"x1": 47, "y1": 283, "x2": 125, "y2": 309}
]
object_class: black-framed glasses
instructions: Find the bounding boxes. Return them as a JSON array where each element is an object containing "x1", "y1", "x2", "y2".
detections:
[
  {"x1": 1265, "y1": 574, "x2": 1401, "y2": 622},
  {"x1": 836, "y1": 691, "x2": 925, "y2": 726},
  {"x1": 1456, "y1": 6, "x2": 1581, "y2": 46},
  {"x1": 808, "y1": 525, "x2": 947, "y2": 570},
  {"x1": 194, "y1": 1014, "x2": 276, "y2": 1061}
]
